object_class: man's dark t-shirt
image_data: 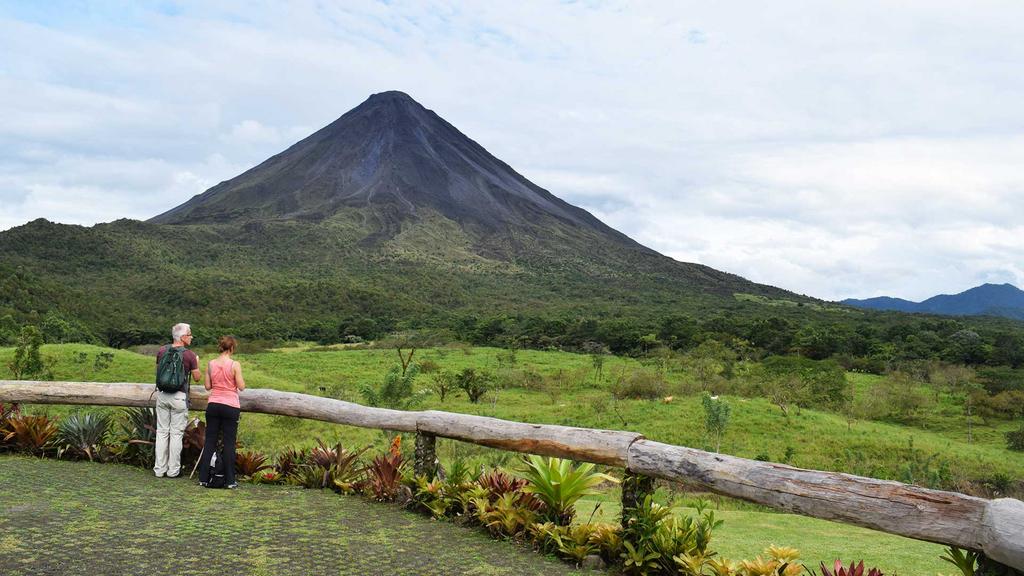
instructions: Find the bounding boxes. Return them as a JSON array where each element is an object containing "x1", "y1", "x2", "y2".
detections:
[{"x1": 156, "y1": 345, "x2": 199, "y2": 389}]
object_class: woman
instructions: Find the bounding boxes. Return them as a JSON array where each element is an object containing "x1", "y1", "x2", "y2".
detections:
[{"x1": 198, "y1": 336, "x2": 246, "y2": 489}]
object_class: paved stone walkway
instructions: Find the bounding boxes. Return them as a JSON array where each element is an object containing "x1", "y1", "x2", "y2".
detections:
[{"x1": 0, "y1": 456, "x2": 587, "y2": 576}]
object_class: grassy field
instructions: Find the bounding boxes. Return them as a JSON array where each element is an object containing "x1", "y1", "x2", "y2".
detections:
[{"x1": 2, "y1": 343, "x2": 1021, "y2": 574}]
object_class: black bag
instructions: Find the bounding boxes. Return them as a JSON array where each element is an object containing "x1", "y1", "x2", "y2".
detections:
[
  {"x1": 156, "y1": 346, "x2": 187, "y2": 393},
  {"x1": 206, "y1": 448, "x2": 227, "y2": 489}
]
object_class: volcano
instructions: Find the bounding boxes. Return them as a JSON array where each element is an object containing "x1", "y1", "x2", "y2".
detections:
[
  {"x1": 0, "y1": 91, "x2": 806, "y2": 344},
  {"x1": 151, "y1": 91, "x2": 643, "y2": 250}
]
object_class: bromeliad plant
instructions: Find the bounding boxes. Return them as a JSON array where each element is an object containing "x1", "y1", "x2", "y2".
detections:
[
  {"x1": 0, "y1": 402, "x2": 21, "y2": 450},
  {"x1": 301, "y1": 439, "x2": 368, "y2": 492},
  {"x1": 819, "y1": 559, "x2": 883, "y2": 576},
  {"x1": 119, "y1": 407, "x2": 156, "y2": 468},
  {"x1": 939, "y1": 547, "x2": 978, "y2": 576},
  {"x1": 235, "y1": 449, "x2": 272, "y2": 479},
  {"x1": 519, "y1": 455, "x2": 617, "y2": 525},
  {"x1": 3, "y1": 413, "x2": 58, "y2": 455},
  {"x1": 56, "y1": 411, "x2": 112, "y2": 462}
]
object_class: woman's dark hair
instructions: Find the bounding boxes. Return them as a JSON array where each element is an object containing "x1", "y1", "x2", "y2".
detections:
[{"x1": 218, "y1": 336, "x2": 238, "y2": 354}]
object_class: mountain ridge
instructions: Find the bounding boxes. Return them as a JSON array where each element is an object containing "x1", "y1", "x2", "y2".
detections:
[{"x1": 843, "y1": 283, "x2": 1024, "y2": 320}]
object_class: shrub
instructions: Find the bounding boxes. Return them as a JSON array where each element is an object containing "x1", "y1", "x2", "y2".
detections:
[
  {"x1": 1006, "y1": 423, "x2": 1024, "y2": 452},
  {"x1": 7, "y1": 325, "x2": 53, "y2": 380},
  {"x1": 430, "y1": 370, "x2": 456, "y2": 402},
  {"x1": 456, "y1": 368, "x2": 494, "y2": 403},
  {"x1": 701, "y1": 393, "x2": 731, "y2": 453},
  {"x1": 520, "y1": 455, "x2": 616, "y2": 525},
  {"x1": 0, "y1": 403, "x2": 20, "y2": 450},
  {"x1": 56, "y1": 411, "x2": 112, "y2": 462},
  {"x1": 611, "y1": 369, "x2": 667, "y2": 400},
  {"x1": 361, "y1": 364, "x2": 427, "y2": 411}
]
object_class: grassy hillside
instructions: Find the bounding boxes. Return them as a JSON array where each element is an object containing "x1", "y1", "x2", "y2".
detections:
[
  {"x1": 3, "y1": 343, "x2": 1019, "y2": 573},
  {"x1": 5, "y1": 344, "x2": 1021, "y2": 483}
]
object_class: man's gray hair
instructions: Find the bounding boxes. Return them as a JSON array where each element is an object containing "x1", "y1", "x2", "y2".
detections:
[{"x1": 171, "y1": 323, "x2": 191, "y2": 341}]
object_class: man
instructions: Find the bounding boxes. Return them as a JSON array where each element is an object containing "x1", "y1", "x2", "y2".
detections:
[{"x1": 153, "y1": 322, "x2": 202, "y2": 478}]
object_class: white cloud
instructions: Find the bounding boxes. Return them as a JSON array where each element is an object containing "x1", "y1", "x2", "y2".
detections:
[{"x1": 1, "y1": 1, "x2": 1023, "y2": 302}]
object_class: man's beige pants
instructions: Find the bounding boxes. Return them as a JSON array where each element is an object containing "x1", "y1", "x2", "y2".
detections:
[{"x1": 153, "y1": 391, "x2": 188, "y2": 477}]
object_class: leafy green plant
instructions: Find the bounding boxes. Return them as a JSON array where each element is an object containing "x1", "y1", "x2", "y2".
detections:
[
  {"x1": 519, "y1": 455, "x2": 616, "y2": 525},
  {"x1": 702, "y1": 393, "x2": 731, "y2": 453},
  {"x1": 56, "y1": 411, "x2": 112, "y2": 461},
  {"x1": 235, "y1": 449, "x2": 272, "y2": 478},
  {"x1": 430, "y1": 370, "x2": 456, "y2": 402},
  {"x1": 4, "y1": 413, "x2": 58, "y2": 455},
  {"x1": 7, "y1": 325, "x2": 53, "y2": 380},
  {"x1": 361, "y1": 364, "x2": 427, "y2": 410},
  {"x1": 939, "y1": 546, "x2": 978, "y2": 576},
  {"x1": 475, "y1": 491, "x2": 536, "y2": 537},
  {"x1": 118, "y1": 407, "x2": 156, "y2": 468},
  {"x1": 456, "y1": 368, "x2": 494, "y2": 404},
  {"x1": 819, "y1": 559, "x2": 883, "y2": 576}
]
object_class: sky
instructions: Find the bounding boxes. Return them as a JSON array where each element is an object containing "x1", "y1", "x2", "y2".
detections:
[{"x1": 1, "y1": 1, "x2": 1022, "y2": 302}]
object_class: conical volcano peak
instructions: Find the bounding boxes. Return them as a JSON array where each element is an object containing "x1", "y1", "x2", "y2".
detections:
[{"x1": 148, "y1": 93, "x2": 644, "y2": 251}]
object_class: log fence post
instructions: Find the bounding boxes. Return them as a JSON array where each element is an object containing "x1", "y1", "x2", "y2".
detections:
[
  {"x1": 620, "y1": 469, "x2": 655, "y2": 532},
  {"x1": 414, "y1": 431, "x2": 437, "y2": 480}
]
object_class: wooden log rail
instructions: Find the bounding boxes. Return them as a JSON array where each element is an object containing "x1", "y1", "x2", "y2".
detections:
[{"x1": 2, "y1": 380, "x2": 1022, "y2": 570}]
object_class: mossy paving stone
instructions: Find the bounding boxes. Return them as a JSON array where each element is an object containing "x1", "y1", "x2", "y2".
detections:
[{"x1": 0, "y1": 456, "x2": 589, "y2": 575}]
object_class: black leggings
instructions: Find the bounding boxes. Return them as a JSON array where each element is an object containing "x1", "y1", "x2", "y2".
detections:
[{"x1": 198, "y1": 402, "x2": 240, "y2": 485}]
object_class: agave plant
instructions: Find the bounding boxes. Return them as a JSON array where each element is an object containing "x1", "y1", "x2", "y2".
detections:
[
  {"x1": 235, "y1": 449, "x2": 272, "y2": 478},
  {"x1": 519, "y1": 455, "x2": 617, "y2": 525},
  {"x1": 56, "y1": 411, "x2": 112, "y2": 461},
  {"x1": 4, "y1": 413, "x2": 58, "y2": 455},
  {"x1": 820, "y1": 560, "x2": 883, "y2": 576}
]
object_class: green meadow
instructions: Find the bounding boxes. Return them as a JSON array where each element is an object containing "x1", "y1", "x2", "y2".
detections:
[{"x1": 3, "y1": 343, "x2": 1022, "y2": 574}]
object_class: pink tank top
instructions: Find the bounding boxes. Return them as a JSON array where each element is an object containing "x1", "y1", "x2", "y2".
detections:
[{"x1": 207, "y1": 359, "x2": 240, "y2": 409}]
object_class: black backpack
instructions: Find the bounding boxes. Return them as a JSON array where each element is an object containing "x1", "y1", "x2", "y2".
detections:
[
  {"x1": 156, "y1": 346, "x2": 187, "y2": 393},
  {"x1": 206, "y1": 447, "x2": 227, "y2": 489}
]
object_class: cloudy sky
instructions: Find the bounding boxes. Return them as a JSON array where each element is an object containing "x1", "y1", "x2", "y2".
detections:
[{"x1": 2, "y1": 1, "x2": 1022, "y2": 301}]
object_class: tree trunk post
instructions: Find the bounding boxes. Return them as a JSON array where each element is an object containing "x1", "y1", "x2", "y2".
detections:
[
  {"x1": 414, "y1": 431, "x2": 437, "y2": 480},
  {"x1": 620, "y1": 469, "x2": 655, "y2": 531},
  {"x1": 978, "y1": 554, "x2": 1024, "y2": 576}
]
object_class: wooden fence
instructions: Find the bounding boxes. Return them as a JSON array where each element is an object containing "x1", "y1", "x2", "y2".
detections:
[{"x1": 1, "y1": 380, "x2": 1022, "y2": 571}]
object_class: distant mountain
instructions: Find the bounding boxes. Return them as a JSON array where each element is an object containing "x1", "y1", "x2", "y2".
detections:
[
  {"x1": 0, "y1": 91, "x2": 808, "y2": 344},
  {"x1": 843, "y1": 283, "x2": 1024, "y2": 320}
]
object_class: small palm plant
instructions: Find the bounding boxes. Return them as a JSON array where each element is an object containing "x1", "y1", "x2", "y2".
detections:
[{"x1": 519, "y1": 455, "x2": 617, "y2": 525}]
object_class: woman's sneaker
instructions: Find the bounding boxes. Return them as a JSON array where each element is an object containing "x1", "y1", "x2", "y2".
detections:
[
  {"x1": 226, "y1": 483, "x2": 238, "y2": 489},
  {"x1": 198, "y1": 481, "x2": 208, "y2": 488}
]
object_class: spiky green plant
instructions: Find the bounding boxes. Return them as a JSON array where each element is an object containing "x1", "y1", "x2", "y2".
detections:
[
  {"x1": 119, "y1": 407, "x2": 156, "y2": 468},
  {"x1": 56, "y1": 411, "x2": 112, "y2": 461},
  {"x1": 519, "y1": 455, "x2": 617, "y2": 525},
  {"x1": 939, "y1": 546, "x2": 978, "y2": 576}
]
